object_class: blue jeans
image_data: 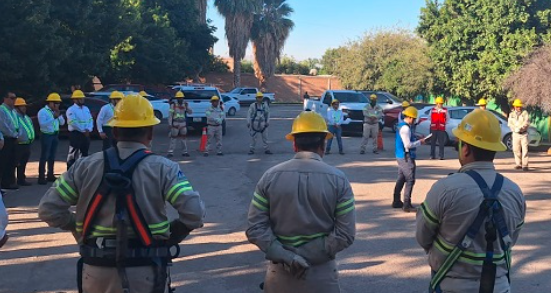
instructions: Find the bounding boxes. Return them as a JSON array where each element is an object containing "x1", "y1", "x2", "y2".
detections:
[
  {"x1": 326, "y1": 125, "x2": 343, "y2": 152},
  {"x1": 39, "y1": 133, "x2": 59, "y2": 179},
  {"x1": 393, "y1": 158, "x2": 416, "y2": 203}
]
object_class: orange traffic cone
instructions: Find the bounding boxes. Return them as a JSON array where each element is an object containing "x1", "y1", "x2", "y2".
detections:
[
  {"x1": 199, "y1": 127, "x2": 208, "y2": 152},
  {"x1": 377, "y1": 131, "x2": 384, "y2": 151}
]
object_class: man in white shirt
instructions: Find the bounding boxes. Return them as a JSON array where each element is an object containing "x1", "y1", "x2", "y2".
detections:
[
  {"x1": 97, "y1": 91, "x2": 123, "y2": 150},
  {"x1": 66, "y1": 90, "x2": 93, "y2": 169},
  {"x1": 325, "y1": 99, "x2": 345, "y2": 155},
  {"x1": 37, "y1": 93, "x2": 66, "y2": 184}
]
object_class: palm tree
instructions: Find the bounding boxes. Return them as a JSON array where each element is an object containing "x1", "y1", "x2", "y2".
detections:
[
  {"x1": 251, "y1": 0, "x2": 294, "y2": 86},
  {"x1": 196, "y1": 0, "x2": 207, "y2": 24},
  {"x1": 214, "y1": 0, "x2": 262, "y2": 87}
]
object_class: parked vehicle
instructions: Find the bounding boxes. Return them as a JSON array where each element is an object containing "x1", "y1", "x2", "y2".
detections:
[
  {"x1": 383, "y1": 103, "x2": 434, "y2": 132},
  {"x1": 221, "y1": 95, "x2": 241, "y2": 116},
  {"x1": 304, "y1": 90, "x2": 375, "y2": 134},
  {"x1": 225, "y1": 87, "x2": 275, "y2": 104},
  {"x1": 89, "y1": 91, "x2": 170, "y2": 121},
  {"x1": 97, "y1": 84, "x2": 176, "y2": 100},
  {"x1": 27, "y1": 96, "x2": 107, "y2": 138},
  {"x1": 415, "y1": 106, "x2": 542, "y2": 150},
  {"x1": 172, "y1": 85, "x2": 227, "y2": 135},
  {"x1": 357, "y1": 90, "x2": 403, "y2": 111}
]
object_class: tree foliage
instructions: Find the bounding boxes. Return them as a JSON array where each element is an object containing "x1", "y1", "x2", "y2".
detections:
[
  {"x1": 418, "y1": 0, "x2": 551, "y2": 104},
  {"x1": 275, "y1": 56, "x2": 309, "y2": 75},
  {"x1": 324, "y1": 29, "x2": 434, "y2": 99}
]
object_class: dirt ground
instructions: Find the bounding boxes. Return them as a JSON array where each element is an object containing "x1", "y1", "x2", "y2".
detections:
[{"x1": 0, "y1": 104, "x2": 549, "y2": 293}]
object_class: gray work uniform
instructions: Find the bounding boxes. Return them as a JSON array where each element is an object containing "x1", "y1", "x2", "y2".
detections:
[
  {"x1": 247, "y1": 102, "x2": 270, "y2": 151},
  {"x1": 416, "y1": 162, "x2": 525, "y2": 293},
  {"x1": 361, "y1": 104, "x2": 383, "y2": 152},
  {"x1": 247, "y1": 152, "x2": 356, "y2": 293},
  {"x1": 168, "y1": 102, "x2": 192, "y2": 155},
  {"x1": 507, "y1": 110, "x2": 530, "y2": 168},
  {"x1": 39, "y1": 141, "x2": 205, "y2": 293},
  {"x1": 205, "y1": 105, "x2": 225, "y2": 154}
]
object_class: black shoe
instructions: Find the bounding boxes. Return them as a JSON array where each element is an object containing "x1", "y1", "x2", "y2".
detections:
[
  {"x1": 514, "y1": 166, "x2": 522, "y2": 170},
  {"x1": 265, "y1": 150, "x2": 273, "y2": 155},
  {"x1": 47, "y1": 176, "x2": 57, "y2": 182},
  {"x1": 204, "y1": 153, "x2": 209, "y2": 157},
  {"x1": 38, "y1": 178, "x2": 48, "y2": 185},
  {"x1": 182, "y1": 153, "x2": 190, "y2": 157},
  {"x1": 167, "y1": 153, "x2": 174, "y2": 158},
  {"x1": 360, "y1": 150, "x2": 365, "y2": 154},
  {"x1": 522, "y1": 167, "x2": 529, "y2": 172},
  {"x1": 217, "y1": 152, "x2": 224, "y2": 156},
  {"x1": 439, "y1": 157, "x2": 444, "y2": 160},
  {"x1": 17, "y1": 181, "x2": 32, "y2": 186},
  {"x1": 430, "y1": 156, "x2": 436, "y2": 160},
  {"x1": 403, "y1": 203, "x2": 417, "y2": 213},
  {"x1": 248, "y1": 150, "x2": 254, "y2": 155},
  {"x1": 391, "y1": 201, "x2": 404, "y2": 208},
  {"x1": 1, "y1": 184, "x2": 19, "y2": 190},
  {"x1": 373, "y1": 150, "x2": 379, "y2": 154},
  {"x1": 339, "y1": 151, "x2": 345, "y2": 155}
]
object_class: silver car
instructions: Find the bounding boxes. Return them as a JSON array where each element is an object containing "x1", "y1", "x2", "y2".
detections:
[{"x1": 415, "y1": 106, "x2": 542, "y2": 151}]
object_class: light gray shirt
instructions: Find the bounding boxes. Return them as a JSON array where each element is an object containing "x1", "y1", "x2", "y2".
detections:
[{"x1": 0, "y1": 104, "x2": 19, "y2": 138}]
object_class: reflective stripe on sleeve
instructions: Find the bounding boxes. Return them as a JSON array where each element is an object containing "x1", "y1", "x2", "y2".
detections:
[
  {"x1": 252, "y1": 192, "x2": 269, "y2": 211},
  {"x1": 420, "y1": 202, "x2": 439, "y2": 226},
  {"x1": 335, "y1": 198, "x2": 354, "y2": 216},
  {"x1": 166, "y1": 181, "x2": 193, "y2": 204},
  {"x1": 55, "y1": 176, "x2": 78, "y2": 204}
]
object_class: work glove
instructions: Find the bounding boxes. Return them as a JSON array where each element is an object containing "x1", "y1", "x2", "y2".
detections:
[
  {"x1": 167, "y1": 220, "x2": 192, "y2": 246},
  {"x1": 265, "y1": 240, "x2": 310, "y2": 279},
  {"x1": 294, "y1": 237, "x2": 334, "y2": 266}
]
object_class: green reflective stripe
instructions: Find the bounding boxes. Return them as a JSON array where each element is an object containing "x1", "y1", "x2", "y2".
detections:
[
  {"x1": 45, "y1": 109, "x2": 60, "y2": 131},
  {"x1": 336, "y1": 198, "x2": 353, "y2": 209},
  {"x1": 252, "y1": 200, "x2": 268, "y2": 211},
  {"x1": 335, "y1": 198, "x2": 354, "y2": 216},
  {"x1": 1, "y1": 105, "x2": 19, "y2": 131},
  {"x1": 253, "y1": 192, "x2": 268, "y2": 205},
  {"x1": 277, "y1": 232, "x2": 328, "y2": 247},
  {"x1": 434, "y1": 237, "x2": 506, "y2": 264},
  {"x1": 94, "y1": 225, "x2": 117, "y2": 232},
  {"x1": 166, "y1": 181, "x2": 192, "y2": 202},
  {"x1": 516, "y1": 220, "x2": 524, "y2": 229},
  {"x1": 149, "y1": 221, "x2": 169, "y2": 229},
  {"x1": 18, "y1": 116, "x2": 35, "y2": 141},
  {"x1": 431, "y1": 247, "x2": 463, "y2": 289},
  {"x1": 55, "y1": 177, "x2": 78, "y2": 203},
  {"x1": 336, "y1": 205, "x2": 355, "y2": 216},
  {"x1": 55, "y1": 185, "x2": 73, "y2": 204},
  {"x1": 60, "y1": 176, "x2": 77, "y2": 198},
  {"x1": 252, "y1": 192, "x2": 269, "y2": 211},
  {"x1": 420, "y1": 202, "x2": 439, "y2": 225}
]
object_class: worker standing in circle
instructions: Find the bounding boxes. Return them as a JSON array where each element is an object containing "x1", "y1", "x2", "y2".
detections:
[
  {"x1": 476, "y1": 98, "x2": 488, "y2": 110},
  {"x1": 429, "y1": 97, "x2": 448, "y2": 160},
  {"x1": 204, "y1": 96, "x2": 225, "y2": 156},
  {"x1": 14, "y1": 98, "x2": 35, "y2": 186},
  {"x1": 37, "y1": 93, "x2": 65, "y2": 185},
  {"x1": 97, "y1": 91, "x2": 124, "y2": 150},
  {"x1": 507, "y1": 99, "x2": 531, "y2": 171},
  {"x1": 325, "y1": 99, "x2": 345, "y2": 155},
  {"x1": 360, "y1": 94, "x2": 383, "y2": 154},
  {"x1": 66, "y1": 90, "x2": 93, "y2": 169},
  {"x1": 167, "y1": 91, "x2": 192, "y2": 158},
  {"x1": 248, "y1": 92, "x2": 272, "y2": 155}
]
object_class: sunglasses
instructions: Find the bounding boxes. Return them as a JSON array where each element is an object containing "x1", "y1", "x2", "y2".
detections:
[{"x1": 8, "y1": 96, "x2": 16, "y2": 100}]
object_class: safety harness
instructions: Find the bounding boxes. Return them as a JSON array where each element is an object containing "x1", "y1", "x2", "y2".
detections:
[
  {"x1": 78, "y1": 147, "x2": 177, "y2": 293},
  {"x1": 430, "y1": 171, "x2": 512, "y2": 293},
  {"x1": 250, "y1": 102, "x2": 268, "y2": 136}
]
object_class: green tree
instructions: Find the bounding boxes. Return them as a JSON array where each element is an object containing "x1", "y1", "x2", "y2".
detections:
[
  {"x1": 418, "y1": 0, "x2": 551, "y2": 105},
  {"x1": 241, "y1": 60, "x2": 255, "y2": 74},
  {"x1": 251, "y1": 0, "x2": 294, "y2": 86},
  {"x1": 214, "y1": 0, "x2": 262, "y2": 87},
  {"x1": 275, "y1": 56, "x2": 309, "y2": 74}
]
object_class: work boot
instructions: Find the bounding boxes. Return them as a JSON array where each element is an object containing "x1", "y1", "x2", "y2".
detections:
[
  {"x1": 391, "y1": 201, "x2": 404, "y2": 208},
  {"x1": 182, "y1": 152, "x2": 190, "y2": 157},
  {"x1": 217, "y1": 152, "x2": 224, "y2": 156},
  {"x1": 265, "y1": 150, "x2": 273, "y2": 155},
  {"x1": 373, "y1": 150, "x2": 379, "y2": 154},
  {"x1": 167, "y1": 153, "x2": 174, "y2": 158},
  {"x1": 38, "y1": 177, "x2": 47, "y2": 185},
  {"x1": 339, "y1": 151, "x2": 345, "y2": 155},
  {"x1": 403, "y1": 202, "x2": 417, "y2": 213},
  {"x1": 248, "y1": 150, "x2": 254, "y2": 155},
  {"x1": 514, "y1": 166, "x2": 522, "y2": 170},
  {"x1": 360, "y1": 150, "x2": 365, "y2": 154},
  {"x1": 47, "y1": 175, "x2": 57, "y2": 182},
  {"x1": 204, "y1": 153, "x2": 209, "y2": 157},
  {"x1": 523, "y1": 167, "x2": 529, "y2": 172},
  {"x1": 17, "y1": 181, "x2": 32, "y2": 186}
]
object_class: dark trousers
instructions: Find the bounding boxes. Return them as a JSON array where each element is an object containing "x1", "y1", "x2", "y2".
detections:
[
  {"x1": 0, "y1": 137, "x2": 17, "y2": 187},
  {"x1": 326, "y1": 125, "x2": 343, "y2": 152},
  {"x1": 101, "y1": 126, "x2": 117, "y2": 151},
  {"x1": 67, "y1": 131, "x2": 90, "y2": 169},
  {"x1": 16, "y1": 143, "x2": 31, "y2": 183},
  {"x1": 430, "y1": 130, "x2": 446, "y2": 159},
  {"x1": 393, "y1": 158, "x2": 416, "y2": 203},
  {"x1": 39, "y1": 133, "x2": 59, "y2": 179}
]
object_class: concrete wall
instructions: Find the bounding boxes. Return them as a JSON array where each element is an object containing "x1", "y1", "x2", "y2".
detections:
[{"x1": 202, "y1": 73, "x2": 342, "y2": 103}]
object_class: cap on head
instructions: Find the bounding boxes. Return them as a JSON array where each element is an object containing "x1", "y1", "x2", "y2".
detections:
[
  {"x1": 175, "y1": 91, "x2": 185, "y2": 99},
  {"x1": 402, "y1": 106, "x2": 418, "y2": 119},
  {"x1": 285, "y1": 111, "x2": 333, "y2": 141},
  {"x1": 71, "y1": 90, "x2": 86, "y2": 99},
  {"x1": 211, "y1": 96, "x2": 220, "y2": 101},
  {"x1": 512, "y1": 99, "x2": 523, "y2": 108},
  {"x1": 109, "y1": 91, "x2": 124, "y2": 99},
  {"x1": 46, "y1": 93, "x2": 62, "y2": 102},
  {"x1": 14, "y1": 98, "x2": 27, "y2": 107},
  {"x1": 107, "y1": 94, "x2": 160, "y2": 128},
  {"x1": 452, "y1": 109, "x2": 506, "y2": 152}
]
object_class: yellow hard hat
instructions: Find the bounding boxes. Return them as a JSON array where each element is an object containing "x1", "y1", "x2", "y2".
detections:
[
  {"x1": 435, "y1": 96, "x2": 444, "y2": 104},
  {"x1": 175, "y1": 91, "x2": 185, "y2": 98},
  {"x1": 476, "y1": 98, "x2": 487, "y2": 106},
  {"x1": 285, "y1": 111, "x2": 333, "y2": 140},
  {"x1": 14, "y1": 98, "x2": 27, "y2": 106},
  {"x1": 512, "y1": 99, "x2": 523, "y2": 107},
  {"x1": 256, "y1": 92, "x2": 264, "y2": 98},
  {"x1": 331, "y1": 99, "x2": 339, "y2": 104},
  {"x1": 107, "y1": 94, "x2": 160, "y2": 128},
  {"x1": 211, "y1": 96, "x2": 220, "y2": 101},
  {"x1": 402, "y1": 101, "x2": 410, "y2": 108},
  {"x1": 71, "y1": 90, "x2": 86, "y2": 99},
  {"x1": 109, "y1": 91, "x2": 124, "y2": 99},
  {"x1": 402, "y1": 106, "x2": 418, "y2": 119},
  {"x1": 370, "y1": 94, "x2": 377, "y2": 100},
  {"x1": 139, "y1": 91, "x2": 148, "y2": 97},
  {"x1": 46, "y1": 93, "x2": 62, "y2": 102},
  {"x1": 452, "y1": 109, "x2": 506, "y2": 152}
]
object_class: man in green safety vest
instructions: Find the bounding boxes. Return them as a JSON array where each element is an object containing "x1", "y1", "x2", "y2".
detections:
[
  {"x1": 0, "y1": 92, "x2": 20, "y2": 190},
  {"x1": 14, "y1": 98, "x2": 35, "y2": 186}
]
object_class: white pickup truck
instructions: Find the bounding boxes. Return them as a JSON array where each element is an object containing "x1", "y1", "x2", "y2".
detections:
[
  {"x1": 224, "y1": 87, "x2": 275, "y2": 104},
  {"x1": 304, "y1": 90, "x2": 374, "y2": 134}
]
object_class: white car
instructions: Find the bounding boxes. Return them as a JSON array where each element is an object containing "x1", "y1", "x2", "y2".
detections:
[
  {"x1": 415, "y1": 106, "x2": 542, "y2": 151},
  {"x1": 221, "y1": 95, "x2": 241, "y2": 116},
  {"x1": 88, "y1": 90, "x2": 170, "y2": 120}
]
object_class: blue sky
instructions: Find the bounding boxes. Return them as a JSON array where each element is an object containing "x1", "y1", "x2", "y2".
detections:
[{"x1": 207, "y1": 0, "x2": 428, "y2": 61}]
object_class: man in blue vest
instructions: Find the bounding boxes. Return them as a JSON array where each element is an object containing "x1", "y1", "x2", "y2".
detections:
[{"x1": 392, "y1": 106, "x2": 426, "y2": 212}]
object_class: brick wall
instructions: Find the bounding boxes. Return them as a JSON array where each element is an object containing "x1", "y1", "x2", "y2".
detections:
[{"x1": 202, "y1": 73, "x2": 342, "y2": 103}]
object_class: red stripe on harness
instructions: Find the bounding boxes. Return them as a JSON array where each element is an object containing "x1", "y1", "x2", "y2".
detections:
[
  {"x1": 126, "y1": 194, "x2": 152, "y2": 246},
  {"x1": 82, "y1": 194, "x2": 103, "y2": 237}
]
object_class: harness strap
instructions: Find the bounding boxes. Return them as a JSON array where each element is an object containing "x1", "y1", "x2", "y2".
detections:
[
  {"x1": 250, "y1": 103, "x2": 268, "y2": 134},
  {"x1": 430, "y1": 171, "x2": 507, "y2": 292}
]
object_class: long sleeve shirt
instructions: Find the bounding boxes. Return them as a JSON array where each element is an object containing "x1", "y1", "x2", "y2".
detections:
[
  {"x1": 247, "y1": 102, "x2": 270, "y2": 124},
  {"x1": 416, "y1": 162, "x2": 525, "y2": 291},
  {"x1": 326, "y1": 108, "x2": 345, "y2": 126},
  {"x1": 399, "y1": 123, "x2": 421, "y2": 151},
  {"x1": 96, "y1": 103, "x2": 115, "y2": 133},
  {"x1": 247, "y1": 152, "x2": 356, "y2": 258},
  {"x1": 17, "y1": 113, "x2": 35, "y2": 144},
  {"x1": 38, "y1": 106, "x2": 65, "y2": 134},
  {"x1": 0, "y1": 104, "x2": 19, "y2": 138},
  {"x1": 507, "y1": 110, "x2": 530, "y2": 134},
  {"x1": 206, "y1": 105, "x2": 225, "y2": 126},
  {"x1": 67, "y1": 104, "x2": 93, "y2": 132},
  {"x1": 362, "y1": 104, "x2": 383, "y2": 124}
]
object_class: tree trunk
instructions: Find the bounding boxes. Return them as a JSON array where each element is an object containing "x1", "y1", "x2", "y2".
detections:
[{"x1": 233, "y1": 58, "x2": 241, "y2": 87}]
